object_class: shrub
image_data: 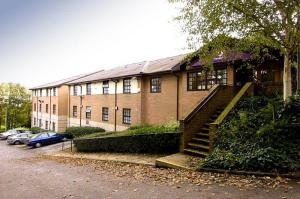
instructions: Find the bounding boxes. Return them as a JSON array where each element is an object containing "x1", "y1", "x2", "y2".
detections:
[
  {"x1": 29, "y1": 127, "x2": 45, "y2": 134},
  {"x1": 65, "y1": 126, "x2": 105, "y2": 138},
  {"x1": 201, "y1": 95, "x2": 300, "y2": 173},
  {"x1": 74, "y1": 132, "x2": 180, "y2": 154}
]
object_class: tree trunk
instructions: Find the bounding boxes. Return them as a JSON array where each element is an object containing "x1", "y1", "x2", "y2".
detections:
[{"x1": 283, "y1": 53, "x2": 292, "y2": 103}]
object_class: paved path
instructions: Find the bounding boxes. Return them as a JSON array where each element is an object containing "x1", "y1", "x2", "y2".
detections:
[{"x1": 0, "y1": 141, "x2": 299, "y2": 199}]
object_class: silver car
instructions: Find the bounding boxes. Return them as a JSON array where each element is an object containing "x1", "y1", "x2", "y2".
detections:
[
  {"x1": 7, "y1": 132, "x2": 31, "y2": 145},
  {"x1": 0, "y1": 129, "x2": 25, "y2": 140}
]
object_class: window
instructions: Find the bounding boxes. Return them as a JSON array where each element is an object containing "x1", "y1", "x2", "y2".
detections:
[
  {"x1": 73, "y1": 106, "x2": 78, "y2": 117},
  {"x1": 40, "y1": 89, "x2": 42, "y2": 97},
  {"x1": 46, "y1": 104, "x2": 49, "y2": 113},
  {"x1": 187, "y1": 69, "x2": 227, "y2": 91},
  {"x1": 39, "y1": 119, "x2": 42, "y2": 127},
  {"x1": 52, "y1": 122, "x2": 56, "y2": 131},
  {"x1": 39, "y1": 103, "x2": 42, "y2": 112},
  {"x1": 34, "y1": 118, "x2": 36, "y2": 126},
  {"x1": 102, "y1": 81, "x2": 109, "y2": 94},
  {"x1": 46, "y1": 89, "x2": 49, "y2": 96},
  {"x1": 86, "y1": 83, "x2": 92, "y2": 95},
  {"x1": 150, "y1": 77, "x2": 161, "y2": 93},
  {"x1": 34, "y1": 103, "x2": 36, "y2": 111},
  {"x1": 86, "y1": 106, "x2": 91, "y2": 119},
  {"x1": 73, "y1": 85, "x2": 78, "y2": 96},
  {"x1": 123, "y1": 78, "x2": 131, "y2": 93},
  {"x1": 123, "y1": 108, "x2": 131, "y2": 124},
  {"x1": 53, "y1": 88, "x2": 57, "y2": 96},
  {"x1": 53, "y1": 104, "x2": 56, "y2": 115},
  {"x1": 102, "y1": 107, "x2": 109, "y2": 121},
  {"x1": 45, "y1": 121, "x2": 48, "y2": 130}
]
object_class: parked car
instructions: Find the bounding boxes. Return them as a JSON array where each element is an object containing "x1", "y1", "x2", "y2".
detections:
[
  {"x1": 0, "y1": 129, "x2": 25, "y2": 140},
  {"x1": 27, "y1": 132, "x2": 73, "y2": 148},
  {"x1": 7, "y1": 132, "x2": 32, "y2": 145}
]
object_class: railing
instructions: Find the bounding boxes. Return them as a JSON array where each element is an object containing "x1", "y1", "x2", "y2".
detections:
[
  {"x1": 180, "y1": 84, "x2": 236, "y2": 151},
  {"x1": 184, "y1": 84, "x2": 221, "y2": 123},
  {"x1": 209, "y1": 82, "x2": 254, "y2": 152}
]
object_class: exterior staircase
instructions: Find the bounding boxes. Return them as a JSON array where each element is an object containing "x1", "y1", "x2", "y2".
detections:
[{"x1": 184, "y1": 108, "x2": 224, "y2": 157}]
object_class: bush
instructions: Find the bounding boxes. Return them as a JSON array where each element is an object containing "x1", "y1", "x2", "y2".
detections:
[
  {"x1": 201, "y1": 95, "x2": 300, "y2": 173},
  {"x1": 65, "y1": 126, "x2": 105, "y2": 138},
  {"x1": 74, "y1": 132, "x2": 180, "y2": 154},
  {"x1": 29, "y1": 127, "x2": 45, "y2": 134}
]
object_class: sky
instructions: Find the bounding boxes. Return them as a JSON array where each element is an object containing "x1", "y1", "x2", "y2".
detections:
[{"x1": 0, "y1": 0, "x2": 189, "y2": 88}]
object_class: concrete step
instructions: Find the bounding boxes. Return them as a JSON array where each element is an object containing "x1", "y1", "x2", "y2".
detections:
[
  {"x1": 184, "y1": 148, "x2": 209, "y2": 157},
  {"x1": 200, "y1": 127, "x2": 210, "y2": 133},
  {"x1": 188, "y1": 143, "x2": 209, "y2": 151},
  {"x1": 191, "y1": 138, "x2": 210, "y2": 144},
  {"x1": 195, "y1": 133, "x2": 209, "y2": 139}
]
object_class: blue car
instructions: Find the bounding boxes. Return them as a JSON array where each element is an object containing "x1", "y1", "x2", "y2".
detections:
[{"x1": 27, "y1": 132, "x2": 73, "y2": 148}]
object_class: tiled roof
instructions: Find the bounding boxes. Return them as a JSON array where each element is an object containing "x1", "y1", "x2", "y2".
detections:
[
  {"x1": 67, "y1": 54, "x2": 187, "y2": 84},
  {"x1": 29, "y1": 73, "x2": 98, "y2": 90}
]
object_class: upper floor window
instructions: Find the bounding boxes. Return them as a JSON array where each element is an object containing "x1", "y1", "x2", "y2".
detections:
[
  {"x1": 73, "y1": 106, "x2": 78, "y2": 117},
  {"x1": 53, "y1": 104, "x2": 57, "y2": 115},
  {"x1": 46, "y1": 89, "x2": 49, "y2": 97},
  {"x1": 123, "y1": 78, "x2": 131, "y2": 94},
  {"x1": 86, "y1": 106, "x2": 92, "y2": 119},
  {"x1": 39, "y1": 103, "x2": 42, "y2": 112},
  {"x1": 34, "y1": 103, "x2": 36, "y2": 111},
  {"x1": 53, "y1": 88, "x2": 57, "y2": 96},
  {"x1": 102, "y1": 107, "x2": 109, "y2": 121},
  {"x1": 102, "y1": 81, "x2": 109, "y2": 94},
  {"x1": 123, "y1": 108, "x2": 131, "y2": 124},
  {"x1": 73, "y1": 85, "x2": 78, "y2": 96},
  {"x1": 187, "y1": 69, "x2": 227, "y2": 91},
  {"x1": 150, "y1": 77, "x2": 161, "y2": 93},
  {"x1": 86, "y1": 83, "x2": 92, "y2": 95},
  {"x1": 39, "y1": 89, "x2": 42, "y2": 97},
  {"x1": 46, "y1": 104, "x2": 49, "y2": 113}
]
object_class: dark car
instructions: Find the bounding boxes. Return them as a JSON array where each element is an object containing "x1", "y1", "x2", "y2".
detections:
[{"x1": 27, "y1": 132, "x2": 73, "y2": 148}]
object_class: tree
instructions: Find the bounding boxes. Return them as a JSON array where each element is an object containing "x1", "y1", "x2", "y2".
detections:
[
  {"x1": 0, "y1": 83, "x2": 31, "y2": 130},
  {"x1": 170, "y1": 0, "x2": 300, "y2": 103}
]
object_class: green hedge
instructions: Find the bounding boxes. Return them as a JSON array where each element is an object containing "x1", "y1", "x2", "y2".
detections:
[
  {"x1": 74, "y1": 132, "x2": 180, "y2": 153},
  {"x1": 29, "y1": 127, "x2": 45, "y2": 134},
  {"x1": 65, "y1": 126, "x2": 105, "y2": 138}
]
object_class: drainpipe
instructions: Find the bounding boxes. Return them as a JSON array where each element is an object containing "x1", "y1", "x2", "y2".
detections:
[
  {"x1": 36, "y1": 92, "x2": 39, "y2": 128},
  {"x1": 172, "y1": 73, "x2": 180, "y2": 121},
  {"x1": 49, "y1": 88, "x2": 52, "y2": 130},
  {"x1": 113, "y1": 80, "x2": 118, "y2": 132},
  {"x1": 79, "y1": 85, "x2": 83, "y2": 127},
  {"x1": 68, "y1": 85, "x2": 71, "y2": 127}
]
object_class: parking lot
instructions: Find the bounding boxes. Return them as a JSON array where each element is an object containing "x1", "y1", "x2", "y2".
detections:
[{"x1": 0, "y1": 140, "x2": 299, "y2": 199}]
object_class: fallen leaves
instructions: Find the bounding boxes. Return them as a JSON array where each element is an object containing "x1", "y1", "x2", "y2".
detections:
[{"x1": 39, "y1": 155, "x2": 294, "y2": 191}]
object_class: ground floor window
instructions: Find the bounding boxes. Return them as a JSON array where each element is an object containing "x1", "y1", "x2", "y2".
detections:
[
  {"x1": 102, "y1": 107, "x2": 109, "y2": 121},
  {"x1": 86, "y1": 106, "x2": 92, "y2": 119},
  {"x1": 52, "y1": 122, "x2": 56, "y2": 131},
  {"x1": 39, "y1": 119, "x2": 42, "y2": 127},
  {"x1": 33, "y1": 118, "x2": 36, "y2": 126},
  {"x1": 45, "y1": 121, "x2": 48, "y2": 130},
  {"x1": 123, "y1": 108, "x2": 131, "y2": 124},
  {"x1": 188, "y1": 68, "x2": 227, "y2": 91},
  {"x1": 73, "y1": 106, "x2": 78, "y2": 117}
]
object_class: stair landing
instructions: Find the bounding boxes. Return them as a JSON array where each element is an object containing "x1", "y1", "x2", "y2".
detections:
[{"x1": 155, "y1": 153, "x2": 203, "y2": 171}]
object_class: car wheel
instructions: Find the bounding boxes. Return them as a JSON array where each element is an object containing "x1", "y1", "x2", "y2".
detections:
[
  {"x1": 35, "y1": 143, "x2": 41, "y2": 148},
  {"x1": 14, "y1": 141, "x2": 21, "y2": 145}
]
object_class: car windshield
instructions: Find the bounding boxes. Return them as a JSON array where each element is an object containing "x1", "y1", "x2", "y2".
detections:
[{"x1": 32, "y1": 133, "x2": 49, "y2": 139}]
